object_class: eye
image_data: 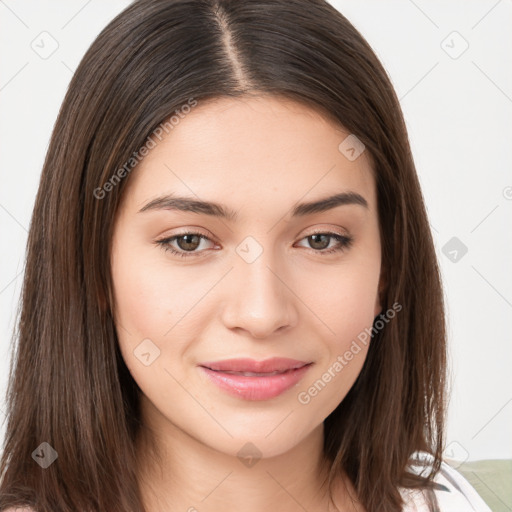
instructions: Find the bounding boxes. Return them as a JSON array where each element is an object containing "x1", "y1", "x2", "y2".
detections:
[
  {"x1": 295, "y1": 231, "x2": 354, "y2": 255},
  {"x1": 156, "y1": 231, "x2": 216, "y2": 258}
]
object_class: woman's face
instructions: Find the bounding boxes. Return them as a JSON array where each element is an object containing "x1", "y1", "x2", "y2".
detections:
[{"x1": 111, "y1": 95, "x2": 383, "y2": 459}]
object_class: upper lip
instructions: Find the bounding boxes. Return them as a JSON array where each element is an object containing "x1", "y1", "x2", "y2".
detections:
[{"x1": 200, "y1": 357, "x2": 311, "y2": 373}]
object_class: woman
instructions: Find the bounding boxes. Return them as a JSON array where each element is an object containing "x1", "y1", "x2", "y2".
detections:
[{"x1": 0, "y1": 1, "x2": 491, "y2": 511}]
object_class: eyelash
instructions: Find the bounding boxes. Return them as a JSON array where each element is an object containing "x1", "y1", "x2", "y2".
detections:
[{"x1": 155, "y1": 230, "x2": 354, "y2": 259}]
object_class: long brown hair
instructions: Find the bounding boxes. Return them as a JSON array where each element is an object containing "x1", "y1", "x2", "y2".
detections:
[{"x1": 0, "y1": 1, "x2": 447, "y2": 511}]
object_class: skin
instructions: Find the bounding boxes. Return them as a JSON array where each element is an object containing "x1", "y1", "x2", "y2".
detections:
[{"x1": 111, "y1": 95, "x2": 383, "y2": 512}]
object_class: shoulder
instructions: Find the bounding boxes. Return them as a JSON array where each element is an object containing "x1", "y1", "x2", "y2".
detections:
[{"x1": 399, "y1": 451, "x2": 492, "y2": 512}]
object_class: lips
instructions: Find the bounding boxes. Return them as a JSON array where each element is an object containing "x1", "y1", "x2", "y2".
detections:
[
  {"x1": 198, "y1": 357, "x2": 313, "y2": 400},
  {"x1": 200, "y1": 357, "x2": 310, "y2": 373}
]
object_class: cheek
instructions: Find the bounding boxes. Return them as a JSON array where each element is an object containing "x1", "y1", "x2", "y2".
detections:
[
  {"x1": 110, "y1": 250, "x2": 192, "y2": 408},
  {"x1": 292, "y1": 256, "x2": 379, "y2": 410},
  {"x1": 110, "y1": 244, "x2": 219, "y2": 382},
  {"x1": 298, "y1": 257, "x2": 380, "y2": 345},
  {"x1": 111, "y1": 244, "x2": 205, "y2": 340},
  {"x1": 109, "y1": 236, "x2": 179, "y2": 384},
  {"x1": 112, "y1": 260, "x2": 168, "y2": 334}
]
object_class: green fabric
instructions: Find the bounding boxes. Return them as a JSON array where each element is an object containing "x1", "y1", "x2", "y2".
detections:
[{"x1": 451, "y1": 459, "x2": 512, "y2": 512}]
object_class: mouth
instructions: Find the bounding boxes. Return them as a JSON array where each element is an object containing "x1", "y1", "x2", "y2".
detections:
[{"x1": 198, "y1": 357, "x2": 313, "y2": 401}]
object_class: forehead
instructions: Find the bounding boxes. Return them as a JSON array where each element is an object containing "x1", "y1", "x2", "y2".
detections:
[{"x1": 122, "y1": 95, "x2": 377, "y2": 219}]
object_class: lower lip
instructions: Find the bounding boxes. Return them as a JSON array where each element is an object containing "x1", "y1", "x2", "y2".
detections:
[{"x1": 199, "y1": 364, "x2": 312, "y2": 401}]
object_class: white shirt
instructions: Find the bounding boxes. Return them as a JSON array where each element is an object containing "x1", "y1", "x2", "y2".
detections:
[{"x1": 401, "y1": 451, "x2": 492, "y2": 511}]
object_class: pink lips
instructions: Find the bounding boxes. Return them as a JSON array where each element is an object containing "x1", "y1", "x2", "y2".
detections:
[{"x1": 198, "y1": 357, "x2": 313, "y2": 401}]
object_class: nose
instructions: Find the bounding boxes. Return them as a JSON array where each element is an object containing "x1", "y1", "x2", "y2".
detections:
[{"x1": 220, "y1": 250, "x2": 298, "y2": 339}]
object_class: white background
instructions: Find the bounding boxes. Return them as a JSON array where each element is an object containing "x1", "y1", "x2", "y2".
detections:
[{"x1": 1, "y1": 0, "x2": 511, "y2": 463}]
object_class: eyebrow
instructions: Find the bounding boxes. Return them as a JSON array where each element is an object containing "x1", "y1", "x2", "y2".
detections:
[{"x1": 137, "y1": 191, "x2": 368, "y2": 220}]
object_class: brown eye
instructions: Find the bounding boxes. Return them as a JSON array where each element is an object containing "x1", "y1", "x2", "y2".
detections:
[
  {"x1": 156, "y1": 232, "x2": 215, "y2": 258},
  {"x1": 307, "y1": 234, "x2": 331, "y2": 250},
  {"x1": 175, "y1": 234, "x2": 202, "y2": 251},
  {"x1": 296, "y1": 232, "x2": 354, "y2": 255}
]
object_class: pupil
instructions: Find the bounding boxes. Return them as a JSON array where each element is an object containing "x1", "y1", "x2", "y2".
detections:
[
  {"x1": 310, "y1": 234, "x2": 329, "y2": 250},
  {"x1": 178, "y1": 234, "x2": 200, "y2": 251}
]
